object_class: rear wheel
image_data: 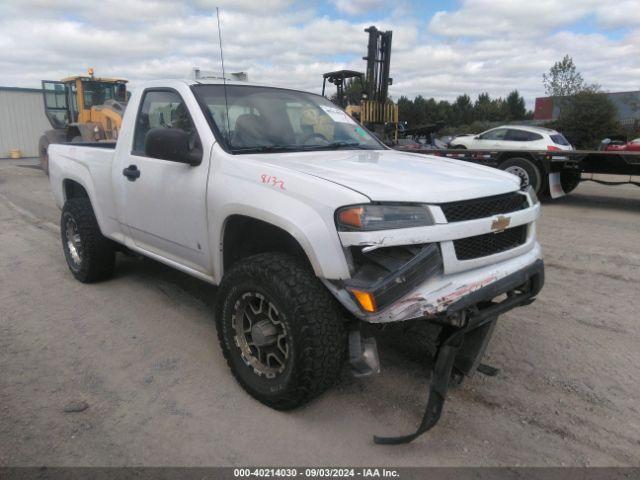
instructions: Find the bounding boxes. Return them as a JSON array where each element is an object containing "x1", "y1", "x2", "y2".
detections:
[
  {"x1": 499, "y1": 157, "x2": 542, "y2": 194},
  {"x1": 38, "y1": 135, "x2": 50, "y2": 174},
  {"x1": 215, "y1": 253, "x2": 345, "y2": 410},
  {"x1": 61, "y1": 198, "x2": 115, "y2": 283}
]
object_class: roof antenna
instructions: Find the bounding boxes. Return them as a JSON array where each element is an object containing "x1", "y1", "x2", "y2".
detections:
[{"x1": 216, "y1": 7, "x2": 231, "y2": 143}]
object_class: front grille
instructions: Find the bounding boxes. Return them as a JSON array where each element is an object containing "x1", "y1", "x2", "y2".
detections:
[
  {"x1": 440, "y1": 192, "x2": 529, "y2": 222},
  {"x1": 454, "y1": 225, "x2": 527, "y2": 260}
]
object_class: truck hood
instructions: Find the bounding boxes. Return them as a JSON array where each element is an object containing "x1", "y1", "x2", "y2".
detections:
[{"x1": 260, "y1": 149, "x2": 520, "y2": 203}]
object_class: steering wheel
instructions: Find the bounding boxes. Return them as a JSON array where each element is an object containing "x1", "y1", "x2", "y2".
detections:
[{"x1": 302, "y1": 133, "x2": 329, "y2": 145}]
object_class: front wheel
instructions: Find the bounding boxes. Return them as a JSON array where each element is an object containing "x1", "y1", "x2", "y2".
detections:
[
  {"x1": 61, "y1": 198, "x2": 115, "y2": 283},
  {"x1": 215, "y1": 253, "x2": 345, "y2": 410},
  {"x1": 499, "y1": 157, "x2": 542, "y2": 194}
]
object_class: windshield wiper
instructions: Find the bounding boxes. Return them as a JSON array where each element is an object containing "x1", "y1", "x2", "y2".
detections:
[
  {"x1": 301, "y1": 141, "x2": 374, "y2": 151},
  {"x1": 230, "y1": 141, "x2": 376, "y2": 154},
  {"x1": 230, "y1": 145, "x2": 302, "y2": 154}
]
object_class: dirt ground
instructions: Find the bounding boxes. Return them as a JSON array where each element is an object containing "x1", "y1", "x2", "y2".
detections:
[{"x1": 1, "y1": 158, "x2": 639, "y2": 467}]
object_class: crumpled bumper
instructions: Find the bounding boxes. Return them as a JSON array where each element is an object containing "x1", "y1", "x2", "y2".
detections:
[{"x1": 324, "y1": 242, "x2": 544, "y2": 324}]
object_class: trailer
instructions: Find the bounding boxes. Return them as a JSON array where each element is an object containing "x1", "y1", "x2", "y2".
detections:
[{"x1": 397, "y1": 147, "x2": 640, "y2": 198}]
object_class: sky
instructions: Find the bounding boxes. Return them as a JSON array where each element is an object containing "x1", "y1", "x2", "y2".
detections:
[{"x1": 1, "y1": 0, "x2": 639, "y2": 108}]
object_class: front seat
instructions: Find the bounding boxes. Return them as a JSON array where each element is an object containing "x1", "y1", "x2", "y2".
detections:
[{"x1": 233, "y1": 114, "x2": 270, "y2": 148}]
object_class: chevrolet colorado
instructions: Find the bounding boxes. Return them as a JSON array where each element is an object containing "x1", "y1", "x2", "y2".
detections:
[{"x1": 48, "y1": 79, "x2": 544, "y2": 443}]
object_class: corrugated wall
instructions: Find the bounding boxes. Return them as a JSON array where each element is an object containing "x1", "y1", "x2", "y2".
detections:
[{"x1": 0, "y1": 88, "x2": 52, "y2": 158}]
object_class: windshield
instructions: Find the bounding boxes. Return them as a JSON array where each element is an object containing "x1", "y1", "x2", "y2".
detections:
[
  {"x1": 193, "y1": 84, "x2": 383, "y2": 153},
  {"x1": 82, "y1": 81, "x2": 126, "y2": 108}
]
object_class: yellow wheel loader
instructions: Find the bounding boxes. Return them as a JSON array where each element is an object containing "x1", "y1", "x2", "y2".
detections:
[{"x1": 38, "y1": 69, "x2": 127, "y2": 173}]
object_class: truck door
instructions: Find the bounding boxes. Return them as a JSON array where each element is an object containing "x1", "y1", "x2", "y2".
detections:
[{"x1": 121, "y1": 88, "x2": 211, "y2": 275}]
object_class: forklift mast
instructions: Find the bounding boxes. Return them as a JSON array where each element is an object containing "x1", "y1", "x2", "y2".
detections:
[
  {"x1": 320, "y1": 26, "x2": 398, "y2": 141},
  {"x1": 363, "y1": 26, "x2": 393, "y2": 102}
]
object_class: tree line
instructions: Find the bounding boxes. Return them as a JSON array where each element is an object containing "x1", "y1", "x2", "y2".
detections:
[{"x1": 397, "y1": 90, "x2": 531, "y2": 128}]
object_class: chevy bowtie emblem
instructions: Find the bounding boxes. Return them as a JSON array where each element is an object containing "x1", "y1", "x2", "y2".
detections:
[{"x1": 491, "y1": 215, "x2": 511, "y2": 231}]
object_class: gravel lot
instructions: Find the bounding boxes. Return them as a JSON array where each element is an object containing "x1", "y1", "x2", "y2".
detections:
[{"x1": 1, "y1": 158, "x2": 639, "y2": 466}]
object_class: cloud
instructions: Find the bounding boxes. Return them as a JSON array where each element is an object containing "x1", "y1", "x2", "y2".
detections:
[
  {"x1": 428, "y1": 0, "x2": 605, "y2": 38},
  {"x1": 194, "y1": 0, "x2": 293, "y2": 12},
  {"x1": 329, "y1": 0, "x2": 387, "y2": 16},
  {"x1": 595, "y1": 1, "x2": 640, "y2": 28},
  {"x1": 0, "y1": 0, "x2": 638, "y2": 110}
]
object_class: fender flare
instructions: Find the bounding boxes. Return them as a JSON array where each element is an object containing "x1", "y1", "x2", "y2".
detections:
[{"x1": 213, "y1": 205, "x2": 350, "y2": 284}]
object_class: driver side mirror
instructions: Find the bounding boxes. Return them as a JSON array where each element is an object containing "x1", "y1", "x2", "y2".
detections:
[
  {"x1": 474, "y1": 135, "x2": 480, "y2": 140},
  {"x1": 144, "y1": 128, "x2": 201, "y2": 165}
]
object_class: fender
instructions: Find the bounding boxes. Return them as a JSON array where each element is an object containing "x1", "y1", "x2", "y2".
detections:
[{"x1": 208, "y1": 154, "x2": 369, "y2": 283}]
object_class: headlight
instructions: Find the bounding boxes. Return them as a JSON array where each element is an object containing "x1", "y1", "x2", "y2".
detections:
[
  {"x1": 526, "y1": 186, "x2": 539, "y2": 205},
  {"x1": 336, "y1": 204, "x2": 434, "y2": 231}
]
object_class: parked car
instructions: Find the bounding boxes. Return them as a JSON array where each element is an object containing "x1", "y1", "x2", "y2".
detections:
[
  {"x1": 450, "y1": 126, "x2": 573, "y2": 151},
  {"x1": 47, "y1": 79, "x2": 544, "y2": 443},
  {"x1": 604, "y1": 137, "x2": 640, "y2": 152}
]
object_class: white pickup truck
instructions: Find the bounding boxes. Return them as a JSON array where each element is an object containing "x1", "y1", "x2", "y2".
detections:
[{"x1": 48, "y1": 78, "x2": 544, "y2": 443}]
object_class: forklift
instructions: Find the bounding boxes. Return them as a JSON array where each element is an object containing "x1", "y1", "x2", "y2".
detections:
[
  {"x1": 38, "y1": 69, "x2": 128, "y2": 174},
  {"x1": 322, "y1": 26, "x2": 399, "y2": 142}
]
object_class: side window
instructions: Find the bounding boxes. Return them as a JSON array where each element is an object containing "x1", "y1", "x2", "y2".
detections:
[
  {"x1": 507, "y1": 129, "x2": 542, "y2": 141},
  {"x1": 133, "y1": 90, "x2": 200, "y2": 157},
  {"x1": 479, "y1": 128, "x2": 508, "y2": 140}
]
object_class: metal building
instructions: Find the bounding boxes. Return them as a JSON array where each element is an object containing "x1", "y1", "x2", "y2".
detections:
[
  {"x1": 534, "y1": 90, "x2": 640, "y2": 123},
  {"x1": 0, "y1": 86, "x2": 51, "y2": 158}
]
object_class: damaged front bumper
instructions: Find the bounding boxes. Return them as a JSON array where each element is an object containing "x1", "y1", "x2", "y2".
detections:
[
  {"x1": 323, "y1": 197, "x2": 545, "y2": 443},
  {"x1": 369, "y1": 256, "x2": 544, "y2": 445},
  {"x1": 324, "y1": 242, "x2": 544, "y2": 324}
]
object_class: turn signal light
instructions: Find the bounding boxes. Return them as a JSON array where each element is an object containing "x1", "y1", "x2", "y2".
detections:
[
  {"x1": 338, "y1": 207, "x2": 364, "y2": 228},
  {"x1": 351, "y1": 289, "x2": 377, "y2": 313}
]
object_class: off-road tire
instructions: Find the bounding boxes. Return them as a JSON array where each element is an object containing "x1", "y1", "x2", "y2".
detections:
[
  {"x1": 215, "y1": 253, "x2": 346, "y2": 410},
  {"x1": 61, "y1": 198, "x2": 115, "y2": 283},
  {"x1": 38, "y1": 135, "x2": 50, "y2": 175},
  {"x1": 499, "y1": 157, "x2": 543, "y2": 194}
]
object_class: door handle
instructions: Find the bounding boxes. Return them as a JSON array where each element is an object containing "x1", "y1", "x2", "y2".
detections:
[{"x1": 122, "y1": 165, "x2": 140, "y2": 181}]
